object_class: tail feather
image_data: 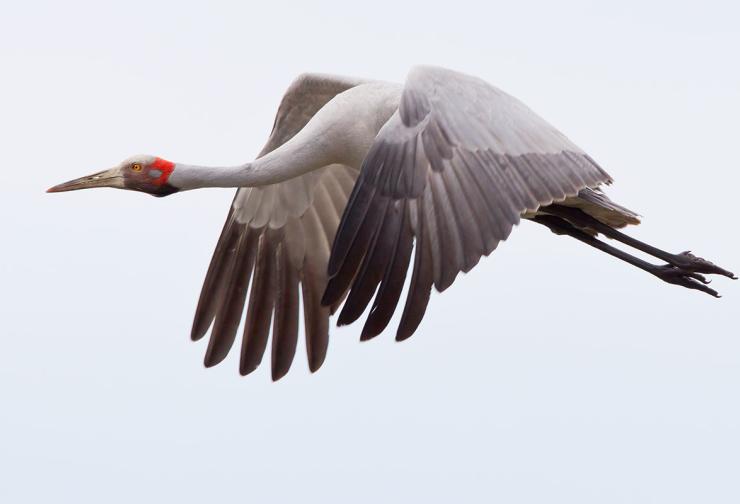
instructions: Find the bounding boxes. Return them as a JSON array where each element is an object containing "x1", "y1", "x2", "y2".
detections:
[{"x1": 559, "y1": 187, "x2": 641, "y2": 228}]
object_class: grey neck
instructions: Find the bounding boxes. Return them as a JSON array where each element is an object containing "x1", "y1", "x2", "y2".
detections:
[
  {"x1": 166, "y1": 81, "x2": 404, "y2": 191},
  {"x1": 169, "y1": 163, "x2": 255, "y2": 190}
]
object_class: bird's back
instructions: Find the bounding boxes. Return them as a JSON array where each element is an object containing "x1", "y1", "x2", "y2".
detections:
[{"x1": 295, "y1": 81, "x2": 403, "y2": 169}]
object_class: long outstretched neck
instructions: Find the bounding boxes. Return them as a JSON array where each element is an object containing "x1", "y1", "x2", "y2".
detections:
[
  {"x1": 167, "y1": 94, "x2": 370, "y2": 190},
  {"x1": 169, "y1": 161, "x2": 265, "y2": 190},
  {"x1": 168, "y1": 135, "x2": 335, "y2": 190},
  {"x1": 167, "y1": 82, "x2": 402, "y2": 191}
]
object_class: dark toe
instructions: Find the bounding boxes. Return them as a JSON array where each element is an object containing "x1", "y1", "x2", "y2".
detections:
[
  {"x1": 651, "y1": 265, "x2": 721, "y2": 298},
  {"x1": 673, "y1": 251, "x2": 736, "y2": 279}
]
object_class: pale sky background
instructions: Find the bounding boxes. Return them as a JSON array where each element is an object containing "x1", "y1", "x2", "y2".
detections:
[{"x1": 2, "y1": 1, "x2": 739, "y2": 502}]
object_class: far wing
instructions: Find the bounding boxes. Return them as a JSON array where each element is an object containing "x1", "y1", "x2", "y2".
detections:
[
  {"x1": 191, "y1": 73, "x2": 366, "y2": 380},
  {"x1": 324, "y1": 65, "x2": 612, "y2": 341}
]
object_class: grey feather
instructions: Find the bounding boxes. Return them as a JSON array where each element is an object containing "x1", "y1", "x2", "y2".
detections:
[
  {"x1": 192, "y1": 74, "x2": 363, "y2": 379},
  {"x1": 326, "y1": 65, "x2": 613, "y2": 340}
]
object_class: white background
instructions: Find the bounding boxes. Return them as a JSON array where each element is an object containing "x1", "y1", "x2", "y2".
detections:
[{"x1": 2, "y1": 1, "x2": 739, "y2": 502}]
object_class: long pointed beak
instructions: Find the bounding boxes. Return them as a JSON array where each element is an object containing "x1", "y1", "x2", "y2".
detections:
[{"x1": 47, "y1": 168, "x2": 125, "y2": 193}]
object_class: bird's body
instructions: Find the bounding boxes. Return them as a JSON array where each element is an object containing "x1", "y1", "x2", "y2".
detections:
[{"x1": 48, "y1": 66, "x2": 735, "y2": 380}]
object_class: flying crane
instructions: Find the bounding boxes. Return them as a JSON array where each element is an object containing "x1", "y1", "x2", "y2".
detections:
[{"x1": 48, "y1": 66, "x2": 736, "y2": 380}]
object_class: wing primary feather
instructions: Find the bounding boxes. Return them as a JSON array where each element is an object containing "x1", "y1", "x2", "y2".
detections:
[
  {"x1": 322, "y1": 185, "x2": 384, "y2": 306},
  {"x1": 336, "y1": 197, "x2": 392, "y2": 327},
  {"x1": 396, "y1": 199, "x2": 434, "y2": 341},
  {"x1": 361, "y1": 200, "x2": 413, "y2": 340},
  {"x1": 301, "y1": 276, "x2": 330, "y2": 372},
  {"x1": 301, "y1": 207, "x2": 332, "y2": 372},
  {"x1": 429, "y1": 172, "x2": 464, "y2": 291},
  {"x1": 204, "y1": 225, "x2": 258, "y2": 367},
  {"x1": 271, "y1": 240, "x2": 300, "y2": 381},
  {"x1": 239, "y1": 230, "x2": 278, "y2": 376},
  {"x1": 191, "y1": 214, "x2": 240, "y2": 341},
  {"x1": 325, "y1": 175, "x2": 376, "y2": 278}
]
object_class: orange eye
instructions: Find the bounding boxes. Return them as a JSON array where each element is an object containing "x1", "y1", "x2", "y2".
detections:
[{"x1": 131, "y1": 163, "x2": 143, "y2": 172}]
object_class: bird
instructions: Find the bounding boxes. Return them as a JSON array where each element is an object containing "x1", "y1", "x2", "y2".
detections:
[{"x1": 48, "y1": 65, "x2": 736, "y2": 380}]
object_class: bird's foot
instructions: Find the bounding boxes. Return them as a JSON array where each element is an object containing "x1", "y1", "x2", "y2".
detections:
[
  {"x1": 668, "y1": 251, "x2": 737, "y2": 280},
  {"x1": 649, "y1": 264, "x2": 721, "y2": 297}
]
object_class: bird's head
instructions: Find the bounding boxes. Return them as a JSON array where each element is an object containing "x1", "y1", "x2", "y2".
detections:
[{"x1": 47, "y1": 155, "x2": 179, "y2": 197}]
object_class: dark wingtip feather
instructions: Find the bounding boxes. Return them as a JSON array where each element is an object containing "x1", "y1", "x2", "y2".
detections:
[
  {"x1": 302, "y1": 264, "x2": 330, "y2": 374},
  {"x1": 306, "y1": 313, "x2": 329, "y2": 371},
  {"x1": 203, "y1": 226, "x2": 258, "y2": 368},
  {"x1": 395, "y1": 308, "x2": 427, "y2": 341},
  {"x1": 360, "y1": 205, "x2": 414, "y2": 341},
  {"x1": 308, "y1": 352, "x2": 327, "y2": 373},
  {"x1": 396, "y1": 224, "x2": 433, "y2": 341},
  {"x1": 326, "y1": 176, "x2": 376, "y2": 278},
  {"x1": 271, "y1": 365, "x2": 290, "y2": 381},
  {"x1": 191, "y1": 209, "x2": 241, "y2": 342},
  {"x1": 239, "y1": 230, "x2": 277, "y2": 377},
  {"x1": 203, "y1": 352, "x2": 227, "y2": 368},
  {"x1": 324, "y1": 168, "x2": 390, "y2": 308},
  {"x1": 239, "y1": 361, "x2": 260, "y2": 376},
  {"x1": 433, "y1": 273, "x2": 458, "y2": 293},
  {"x1": 191, "y1": 327, "x2": 207, "y2": 342},
  {"x1": 360, "y1": 325, "x2": 379, "y2": 342},
  {"x1": 339, "y1": 201, "x2": 400, "y2": 328},
  {"x1": 270, "y1": 242, "x2": 299, "y2": 382},
  {"x1": 321, "y1": 275, "x2": 345, "y2": 307}
]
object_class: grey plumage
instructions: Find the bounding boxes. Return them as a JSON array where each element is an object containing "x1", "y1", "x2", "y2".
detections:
[
  {"x1": 324, "y1": 66, "x2": 612, "y2": 341},
  {"x1": 189, "y1": 66, "x2": 724, "y2": 380},
  {"x1": 191, "y1": 74, "x2": 364, "y2": 379},
  {"x1": 48, "y1": 66, "x2": 734, "y2": 381}
]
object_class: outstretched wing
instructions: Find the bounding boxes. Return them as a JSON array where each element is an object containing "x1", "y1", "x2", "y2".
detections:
[
  {"x1": 324, "y1": 65, "x2": 612, "y2": 341},
  {"x1": 191, "y1": 73, "x2": 366, "y2": 380}
]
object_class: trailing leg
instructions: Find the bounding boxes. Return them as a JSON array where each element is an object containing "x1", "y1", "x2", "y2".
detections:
[
  {"x1": 532, "y1": 215, "x2": 721, "y2": 297},
  {"x1": 543, "y1": 205, "x2": 737, "y2": 280}
]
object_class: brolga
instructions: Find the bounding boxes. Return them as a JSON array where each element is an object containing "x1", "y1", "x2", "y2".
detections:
[{"x1": 49, "y1": 66, "x2": 736, "y2": 380}]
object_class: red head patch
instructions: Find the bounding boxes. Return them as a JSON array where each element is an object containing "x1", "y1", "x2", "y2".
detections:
[{"x1": 151, "y1": 157, "x2": 175, "y2": 186}]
